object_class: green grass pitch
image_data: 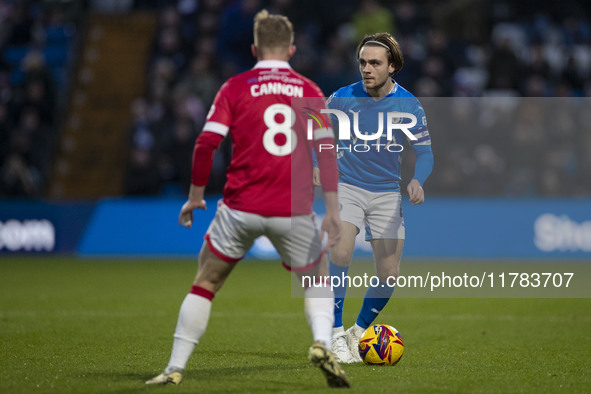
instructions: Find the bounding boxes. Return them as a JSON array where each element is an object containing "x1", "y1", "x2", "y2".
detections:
[{"x1": 1, "y1": 257, "x2": 589, "y2": 393}]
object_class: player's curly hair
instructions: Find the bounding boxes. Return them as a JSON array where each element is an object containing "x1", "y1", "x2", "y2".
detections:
[
  {"x1": 253, "y1": 9, "x2": 294, "y2": 50},
  {"x1": 356, "y1": 33, "x2": 404, "y2": 75}
]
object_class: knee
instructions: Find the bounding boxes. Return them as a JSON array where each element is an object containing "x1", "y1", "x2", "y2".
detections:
[
  {"x1": 380, "y1": 269, "x2": 399, "y2": 282},
  {"x1": 376, "y1": 262, "x2": 400, "y2": 281},
  {"x1": 193, "y1": 274, "x2": 223, "y2": 288},
  {"x1": 192, "y1": 266, "x2": 226, "y2": 294},
  {"x1": 329, "y1": 247, "x2": 353, "y2": 266}
]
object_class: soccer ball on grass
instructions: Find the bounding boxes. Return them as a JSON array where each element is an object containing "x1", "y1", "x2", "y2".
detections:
[{"x1": 358, "y1": 324, "x2": 404, "y2": 365}]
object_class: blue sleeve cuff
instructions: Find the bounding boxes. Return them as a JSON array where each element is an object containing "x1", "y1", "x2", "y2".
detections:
[{"x1": 412, "y1": 145, "x2": 433, "y2": 185}]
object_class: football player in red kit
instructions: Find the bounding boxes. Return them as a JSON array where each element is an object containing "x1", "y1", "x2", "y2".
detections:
[{"x1": 146, "y1": 10, "x2": 349, "y2": 389}]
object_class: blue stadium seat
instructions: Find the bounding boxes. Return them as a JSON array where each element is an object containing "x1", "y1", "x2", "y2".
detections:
[
  {"x1": 44, "y1": 25, "x2": 75, "y2": 45},
  {"x1": 4, "y1": 44, "x2": 69, "y2": 89},
  {"x1": 10, "y1": 69, "x2": 24, "y2": 85},
  {"x1": 3, "y1": 46, "x2": 29, "y2": 67},
  {"x1": 52, "y1": 67, "x2": 65, "y2": 87},
  {"x1": 43, "y1": 45, "x2": 69, "y2": 67}
]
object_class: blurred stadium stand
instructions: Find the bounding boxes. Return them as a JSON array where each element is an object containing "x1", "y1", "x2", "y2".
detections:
[
  {"x1": 0, "y1": 0, "x2": 590, "y2": 199},
  {"x1": 50, "y1": 13, "x2": 156, "y2": 198}
]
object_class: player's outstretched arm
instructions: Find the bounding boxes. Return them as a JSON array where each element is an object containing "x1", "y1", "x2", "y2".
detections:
[{"x1": 179, "y1": 185, "x2": 207, "y2": 227}]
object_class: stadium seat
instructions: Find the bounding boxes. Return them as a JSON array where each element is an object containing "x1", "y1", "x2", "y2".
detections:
[
  {"x1": 44, "y1": 25, "x2": 75, "y2": 45},
  {"x1": 2, "y1": 46, "x2": 29, "y2": 67},
  {"x1": 43, "y1": 45, "x2": 70, "y2": 68},
  {"x1": 10, "y1": 70, "x2": 24, "y2": 85}
]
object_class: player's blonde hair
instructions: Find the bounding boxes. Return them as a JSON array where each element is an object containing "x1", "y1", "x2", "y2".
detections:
[
  {"x1": 357, "y1": 32, "x2": 404, "y2": 75},
  {"x1": 253, "y1": 9, "x2": 294, "y2": 50}
]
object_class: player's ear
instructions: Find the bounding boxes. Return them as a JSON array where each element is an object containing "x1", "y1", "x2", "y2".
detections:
[
  {"x1": 389, "y1": 61, "x2": 395, "y2": 75},
  {"x1": 288, "y1": 45, "x2": 296, "y2": 59},
  {"x1": 251, "y1": 44, "x2": 258, "y2": 59}
]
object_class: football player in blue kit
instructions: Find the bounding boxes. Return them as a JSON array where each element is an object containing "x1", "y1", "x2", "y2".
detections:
[{"x1": 314, "y1": 32, "x2": 433, "y2": 363}]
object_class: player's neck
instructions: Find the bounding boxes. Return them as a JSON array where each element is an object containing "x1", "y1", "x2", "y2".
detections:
[
  {"x1": 367, "y1": 78, "x2": 395, "y2": 100},
  {"x1": 258, "y1": 55, "x2": 290, "y2": 62}
]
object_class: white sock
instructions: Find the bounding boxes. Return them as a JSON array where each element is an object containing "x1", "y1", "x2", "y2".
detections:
[
  {"x1": 166, "y1": 293, "x2": 212, "y2": 371},
  {"x1": 304, "y1": 285, "x2": 334, "y2": 350},
  {"x1": 333, "y1": 326, "x2": 345, "y2": 336}
]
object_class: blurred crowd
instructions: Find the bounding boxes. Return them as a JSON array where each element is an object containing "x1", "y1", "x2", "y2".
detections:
[
  {"x1": 400, "y1": 97, "x2": 591, "y2": 197},
  {"x1": 1, "y1": 0, "x2": 590, "y2": 198},
  {"x1": 0, "y1": 0, "x2": 79, "y2": 197},
  {"x1": 126, "y1": 0, "x2": 591, "y2": 197}
]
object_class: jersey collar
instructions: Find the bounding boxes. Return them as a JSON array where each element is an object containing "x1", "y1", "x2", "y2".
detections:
[
  {"x1": 254, "y1": 60, "x2": 292, "y2": 69},
  {"x1": 361, "y1": 78, "x2": 399, "y2": 97}
]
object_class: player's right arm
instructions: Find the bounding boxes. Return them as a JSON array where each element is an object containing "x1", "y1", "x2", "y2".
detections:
[
  {"x1": 179, "y1": 131, "x2": 224, "y2": 227},
  {"x1": 179, "y1": 185, "x2": 206, "y2": 227},
  {"x1": 179, "y1": 82, "x2": 231, "y2": 227},
  {"x1": 313, "y1": 167, "x2": 321, "y2": 186}
]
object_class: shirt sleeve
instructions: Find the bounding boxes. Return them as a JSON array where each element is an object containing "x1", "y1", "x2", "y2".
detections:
[
  {"x1": 313, "y1": 92, "x2": 339, "y2": 168},
  {"x1": 406, "y1": 97, "x2": 431, "y2": 146},
  {"x1": 411, "y1": 144, "x2": 433, "y2": 186},
  {"x1": 202, "y1": 81, "x2": 232, "y2": 137},
  {"x1": 191, "y1": 131, "x2": 225, "y2": 186},
  {"x1": 407, "y1": 97, "x2": 432, "y2": 185}
]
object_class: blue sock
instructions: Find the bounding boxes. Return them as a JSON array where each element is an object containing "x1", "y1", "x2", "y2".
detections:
[
  {"x1": 356, "y1": 281, "x2": 395, "y2": 329},
  {"x1": 329, "y1": 260, "x2": 349, "y2": 328}
]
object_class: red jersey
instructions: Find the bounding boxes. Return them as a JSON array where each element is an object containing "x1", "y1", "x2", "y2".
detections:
[{"x1": 193, "y1": 60, "x2": 337, "y2": 217}]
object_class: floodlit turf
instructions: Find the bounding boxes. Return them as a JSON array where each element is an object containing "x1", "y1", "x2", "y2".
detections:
[{"x1": 0, "y1": 257, "x2": 589, "y2": 393}]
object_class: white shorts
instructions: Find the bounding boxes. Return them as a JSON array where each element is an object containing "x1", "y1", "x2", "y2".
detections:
[
  {"x1": 338, "y1": 183, "x2": 405, "y2": 240},
  {"x1": 205, "y1": 203, "x2": 324, "y2": 271}
]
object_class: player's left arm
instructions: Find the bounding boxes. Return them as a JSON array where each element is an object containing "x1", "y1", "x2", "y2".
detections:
[
  {"x1": 408, "y1": 144, "x2": 433, "y2": 205},
  {"x1": 407, "y1": 102, "x2": 433, "y2": 205}
]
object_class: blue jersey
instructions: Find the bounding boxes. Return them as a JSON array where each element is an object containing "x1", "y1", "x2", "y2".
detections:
[{"x1": 327, "y1": 80, "x2": 431, "y2": 192}]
